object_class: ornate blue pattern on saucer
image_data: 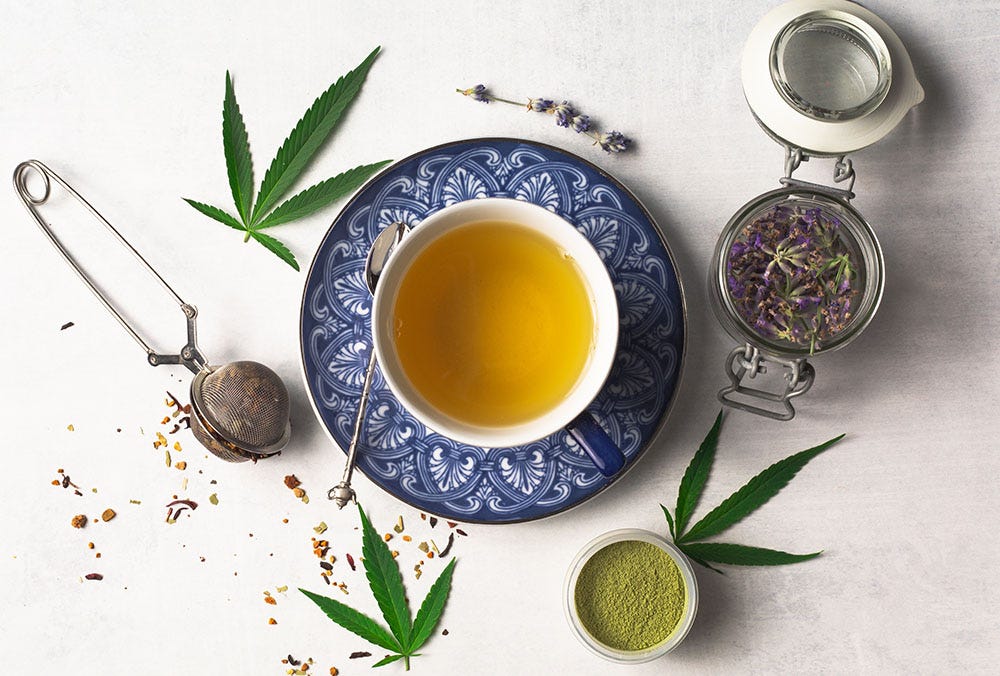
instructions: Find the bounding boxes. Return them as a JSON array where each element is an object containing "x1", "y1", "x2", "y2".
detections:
[{"x1": 300, "y1": 138, "x2": 685, "y2": 523}]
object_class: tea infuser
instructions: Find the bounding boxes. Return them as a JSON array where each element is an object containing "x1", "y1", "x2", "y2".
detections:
[
  {"x1": 14, "y1": 160, "x2": 291, "y2": 462},
  {"x1": 709, "y1": 0, "x2": 923, "y2": 420}
]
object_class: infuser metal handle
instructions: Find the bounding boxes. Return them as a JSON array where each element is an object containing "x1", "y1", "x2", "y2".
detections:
[
  {"x1": 718, "y1": 344, "x2": 814, "y2": 421},
  {"x1": 13, "y1": 160, "x2": 208, "y2": 375}
]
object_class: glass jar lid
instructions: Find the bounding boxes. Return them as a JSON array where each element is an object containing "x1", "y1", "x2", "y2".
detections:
[
  {"x1": 742, "y1": 0, "x2": 923, "y2": 155},
  {"x1": 710, "y1": 187, "x2": 884, "y2": 358}
]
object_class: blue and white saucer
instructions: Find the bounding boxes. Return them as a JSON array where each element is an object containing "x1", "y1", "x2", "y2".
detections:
[{"x1": 300, "y1": 138, "x2": 685, "y2": 523}]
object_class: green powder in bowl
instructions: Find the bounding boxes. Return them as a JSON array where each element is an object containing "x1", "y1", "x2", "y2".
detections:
[{"x1": 565, "y1": 529, "x2": 698, "y2": 663}]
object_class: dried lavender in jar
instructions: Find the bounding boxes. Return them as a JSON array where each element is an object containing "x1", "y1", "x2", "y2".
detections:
[{"x1": 726, "y1": 205, "x2": 860, "y2": 354}]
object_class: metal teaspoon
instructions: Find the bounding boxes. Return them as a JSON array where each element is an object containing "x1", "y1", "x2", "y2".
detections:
[{"x1": 328, "y1": 221, "x2": 408, "y2": 508}]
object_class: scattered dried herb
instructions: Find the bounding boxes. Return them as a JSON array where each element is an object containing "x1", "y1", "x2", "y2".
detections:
[
  {"x1": 349, "y1": 652, "x2": 371, "y2": 659},
  {"x1": 71, "y1": 514, "x2": 87, "y2": 529},
  {"x1": 661, "y1": 411, "x2": 843, "y2": 572},
  {"x1": 346, "y1": 553, "x2": 356, "y2": 571},
  {"x1": 101, "y1": 509, "x2": 116, "y2": 522},
  {"x1": 60, "y1": 321, "x2": 74, "y2": 330},
  {"x1": 208, "y1": 493, "x2": 219, "y2": 505},
  {"x1": 439, "y1": 533, "x2": 455, "y2": 559},
  {"x1": 314, "y1": 521, "x2": 328, "y2": 534},
  {"x1": 284, "y1": 475, "x2": 301, "y2": 489},
  {"x1": 165, "y1": 499, "x2": 198, "y2": 524},
  {"x1": 84, "y1": 573, "x2": 103, "y2": 581}
]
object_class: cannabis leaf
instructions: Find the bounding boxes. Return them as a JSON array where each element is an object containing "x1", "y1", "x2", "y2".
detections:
[
  {"x1": 678, "y1": 543, "x2": 821, "y2": 566},
  {"x1": 359, "y1": 504, "x2": 412, "y2": 647},
  {"x1": 661, "y1": 411, "x2": 843, "y2": 572},
  {"x1": 674, "y1": 410, "x2": 722, "y2": 537},
  {"x1": 301, "y1": 504, "x2": 456, "y2": 671},
  {"x1": 184, "y1": 47, "x2": 390, "y2": 270}
]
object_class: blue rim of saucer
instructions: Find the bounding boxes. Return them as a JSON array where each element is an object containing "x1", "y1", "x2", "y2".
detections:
[{"x1": 299, "y1": 138, "x2": 686, "y2": 524}]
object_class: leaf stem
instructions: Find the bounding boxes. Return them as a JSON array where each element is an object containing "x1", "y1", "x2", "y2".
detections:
[{"x1": 243, "y1": 230, "x2": 251, "y2": 243}]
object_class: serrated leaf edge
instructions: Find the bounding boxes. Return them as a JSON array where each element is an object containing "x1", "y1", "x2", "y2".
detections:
[
  {"x1": 674, "y1": 410, "x2": 723, "y2": 538},
  {"x1": 183, "y1": 198, "x2": 245, "y2": 231},
  {"x1": 222, "y1": 71, "x2": 254, "y2": 224},
  {"x1": 254, "y1": 160, "x2": 391, "y2": 230},
  {"x1": 249, "y1": 230, "x2": 299, "y2": 270},
  {"x1": 679, "y1": 542, "x2": 822, "y2": 566},
  {"x1": 409, "y1": 558, "x2": 456, "y2": 652},
  {"x1": 678, "y1": 434, "x2": 844, "y2": 544},
  {"x1": 358, "y1": 504, "x2": 413, "y2": 649},
  {"x1": 298, "y1": 588, "x2": 403, "y2": 653},
  {"x1": 251, "y1": 46, "x2": 380, "y2": 223}
]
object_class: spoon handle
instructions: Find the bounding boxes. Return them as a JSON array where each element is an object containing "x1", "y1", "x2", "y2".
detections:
[{"x1": 329, "y1": 349, "x2": 378, "y2": 507}]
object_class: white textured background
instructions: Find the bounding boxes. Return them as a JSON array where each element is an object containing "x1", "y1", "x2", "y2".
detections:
[{"x1": 1, "y1": 1, "x2": 998, "y2": 674}]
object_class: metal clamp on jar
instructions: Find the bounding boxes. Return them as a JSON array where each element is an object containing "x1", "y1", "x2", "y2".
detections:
[{"x1": 711, "y1": 0, "x2": 923, "y2": 420}]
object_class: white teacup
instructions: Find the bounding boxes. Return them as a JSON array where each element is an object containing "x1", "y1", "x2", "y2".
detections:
[{"x1": 372, "y1": 198, "x2": 625, "y2": 475}]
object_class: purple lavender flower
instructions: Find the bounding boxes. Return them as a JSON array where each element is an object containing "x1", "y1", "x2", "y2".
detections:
[
  {"x1": 552, "y1": 101, "x2": 576, "y2": 127},
  {"x1": 529, "y1": 98, "x2": 555, "y2": 112},
  {"x1": 457, "y1": 84, "x2": 492, "y2": 103},
  {"x1": 457, "y1": 85, "x2": 632, "y2": 154},
  {"x1": 469, "y1": 84, "x2": 490, "y2": 103},
  {"x1": 725, "y1": 204, "x2": 860, "y2": 354},
  {"x1": 597, "y1": 131, "x2": 631, "y2": 153}
]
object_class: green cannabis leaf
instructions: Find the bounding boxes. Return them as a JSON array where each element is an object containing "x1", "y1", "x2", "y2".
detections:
[
  {"x1": 678, "y1": 542, "x2": 821, "y2": 566},
  {"x1": 184, "y1": 47, "x2": 390, "y2": 271},
  {"x1": 673, "y1": 410, "x2": 722, "y2": 537},
  {"x1": 301, "y1": 504, "x2": 457, "y2": 670},
  {"x1": 661, "y1": 411, "x2": 843, "y2": 573}
]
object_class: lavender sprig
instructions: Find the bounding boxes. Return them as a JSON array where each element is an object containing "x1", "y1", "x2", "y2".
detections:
[
  {"x1": 726, "y1": 205, "x2": 860, "y2": 354},
  {"x1": 457, "y1": 84, "x2": 632, "y2": 153}
]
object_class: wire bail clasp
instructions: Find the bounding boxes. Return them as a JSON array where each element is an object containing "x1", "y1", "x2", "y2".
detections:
[{"x1": 718, "y1": 344, "x2": 815, "y2": 421}]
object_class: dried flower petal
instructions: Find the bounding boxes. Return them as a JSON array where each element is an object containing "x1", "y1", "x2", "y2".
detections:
[
  {"x1": 528, "y1": 97, "x2": 554, "y2": 112},
  {"x1": 597, "y1": 131, "x2": 631, "y2": 153},
  {"x1": 570, "y1": 114, "x2": 590, "y2": 133},
  {"x1": 553, "y1": 101, "x2": 576, "y2": 127}
]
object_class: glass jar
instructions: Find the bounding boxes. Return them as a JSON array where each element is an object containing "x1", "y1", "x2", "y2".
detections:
[{"x1": 714, "y1": 0, "x2": 922, "y2": 420}]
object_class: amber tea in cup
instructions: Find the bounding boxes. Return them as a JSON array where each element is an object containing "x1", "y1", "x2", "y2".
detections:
[{"x1": 392, "y1": 220, "x2": 595, "y2": 428}]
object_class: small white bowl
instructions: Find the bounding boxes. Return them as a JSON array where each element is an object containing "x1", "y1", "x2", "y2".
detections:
[{"x1": 564, "y1": 528, "x2": 699, "y2": 663}]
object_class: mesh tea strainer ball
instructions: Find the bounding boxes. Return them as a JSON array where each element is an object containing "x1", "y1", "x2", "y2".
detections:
[{"x1": 14, "y1": 160, "x2": 291, "y2": 462}]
